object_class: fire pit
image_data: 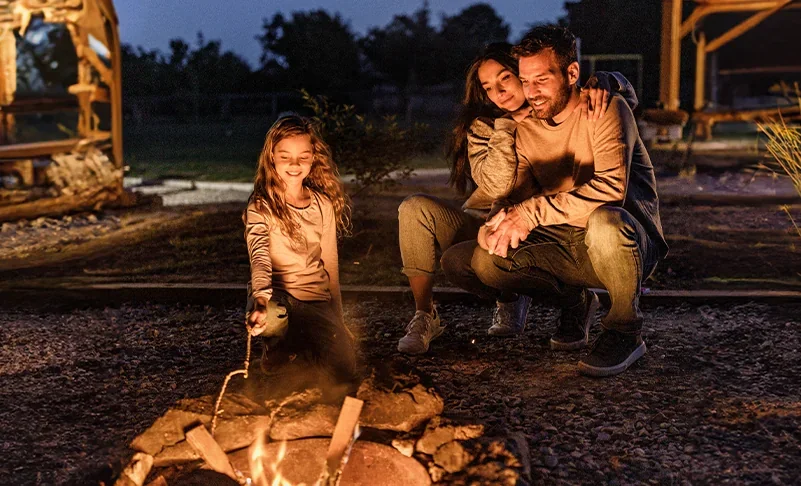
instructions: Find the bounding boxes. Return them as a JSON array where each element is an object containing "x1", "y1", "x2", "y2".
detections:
[{"x1": 227, "y1": 438, "x2": 431, "y2": 485}]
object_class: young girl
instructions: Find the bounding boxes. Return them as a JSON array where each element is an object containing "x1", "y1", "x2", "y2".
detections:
[{"x1": 244, "y1": 115, "x2": 356, "y2": 385}]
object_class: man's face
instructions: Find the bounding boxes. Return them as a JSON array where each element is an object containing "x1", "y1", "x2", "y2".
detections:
[{"x1": 518, "y1": 48, "x2": 577, "y2": 120}]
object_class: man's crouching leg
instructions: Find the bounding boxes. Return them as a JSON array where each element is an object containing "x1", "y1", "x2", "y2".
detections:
[{"x1": 579, "y1": 206, "x2": 657, "y2": 377}]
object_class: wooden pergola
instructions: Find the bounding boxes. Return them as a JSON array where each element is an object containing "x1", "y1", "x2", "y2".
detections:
[{"x1": 660, "y1": 0, "x2": 801, "y2": 111}]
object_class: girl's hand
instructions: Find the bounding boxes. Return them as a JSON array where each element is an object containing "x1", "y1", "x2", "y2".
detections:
[{"x1": 247, "y1": 296, "x2": 269, "y2": 336}]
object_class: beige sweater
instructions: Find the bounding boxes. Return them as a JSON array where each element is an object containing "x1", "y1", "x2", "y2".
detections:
[
  {"x1": 511, "y1": 95, "x2": 668, "y2": 257},
  {"x1": 463, "y1": 72, "x2": 640, "y2": 221},
  {"x1": 244, "y1": 192, "x2": 340, "y2": 303}
]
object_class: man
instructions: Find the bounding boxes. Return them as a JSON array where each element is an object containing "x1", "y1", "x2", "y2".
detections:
[{"x1": 441, "y1": 25, "x2": 668, "y2": 377}]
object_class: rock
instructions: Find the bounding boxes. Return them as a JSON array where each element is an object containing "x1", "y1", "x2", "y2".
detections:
[
  {"x1": 130, "y1": 410, "x2": 209, "y2": 455},
  {"x1": 434, "y1": 441, "x2": 474, "y2": 473},
  {"x1": 213, "y1": 415, "x2": 272, "y2": 451},
  {"x1": 596, "y1": 432, "x2": 611, "y2": 442},
  {"x1": 153, "y1": 414, "x2": 271, "y2": 466},
  {"x1": 428, "y1": 464, "x2": 446, "y2": 483},
  {"x1": 358, "y1": 379, "x2": 443, "y2": 432},
  {"x1": 269, "y1": 403, "x2": 339, "y2": 441},
  {"x1": 416, "y1": 420, "x2": 485, "y2": 455},
  {"x1": 544, "y1": 455, "x2": 559, "y2": 468},
  {"x1": 392, "y1": 438, "x2": 415, "y2": 457}
]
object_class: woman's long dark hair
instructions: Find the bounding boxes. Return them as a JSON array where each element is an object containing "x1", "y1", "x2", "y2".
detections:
[{"x1": 446, "y1": 42, "x2": 520, "y2": 194}]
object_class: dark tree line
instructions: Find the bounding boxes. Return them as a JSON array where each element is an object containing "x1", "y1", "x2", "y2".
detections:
[{"x1": 122, "y1": 3, "x2": 509, "y2": 98}]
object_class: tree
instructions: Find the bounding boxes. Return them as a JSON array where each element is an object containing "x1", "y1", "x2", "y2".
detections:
[
  {"x1": 361, "y1": 5, "x2": 444, "y2": 90},
  {"x1": 258, "y1": 10, "x2": 362, "y2": 92},
  {"x1": 440, "y1": 3, "x2": 509, "y2": 81}
]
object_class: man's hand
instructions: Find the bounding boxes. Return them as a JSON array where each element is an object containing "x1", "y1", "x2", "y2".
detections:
[
  {"x1": 484, "y1": 206, "x2": 531, "y2": 258},
  {"x1": 580, "y1": 75, "x2": 611, "y2": 122},
  {"x1": 247, "y1": 296, "x2": 269, "y2": 336}
]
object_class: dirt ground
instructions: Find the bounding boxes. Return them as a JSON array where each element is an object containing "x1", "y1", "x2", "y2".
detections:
[
  {"x1": 1, "y1": 299, "x2": 800, "y2": 485},
  {"x1": 1, "y1": 196, "x2": 800, "y2": 291},
  {"x1": 1, "y1": 185, "x2": 800, "y2": 485}
]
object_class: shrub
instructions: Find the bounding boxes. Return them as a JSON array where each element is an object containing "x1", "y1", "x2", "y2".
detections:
[
  {"x1": 759, "y1": 91, "x2": 801, "y2": 238},
  {"x1": 300, "y1": 89, "x2": 432, "y2": 195}
]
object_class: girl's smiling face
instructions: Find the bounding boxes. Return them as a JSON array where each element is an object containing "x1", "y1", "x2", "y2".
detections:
[{"x1": 272, "y1": 134, "x2": 313, "y2": 188}]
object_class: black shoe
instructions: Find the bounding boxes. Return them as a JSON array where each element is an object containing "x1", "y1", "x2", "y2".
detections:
[
  {"x1": 578, "y1": 329, "x2": 646, "y2": 377},
  {"x1": 550, "y1": 290, "x2": 600, "y2": 350}
]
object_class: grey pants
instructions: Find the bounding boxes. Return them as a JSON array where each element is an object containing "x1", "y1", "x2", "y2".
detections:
[
  {"x1": 398, "y1": 194, "x2": 484, "y2": 277},
  {"x1": 441, "y1": 206, "x2": 660, "y2": 334}
]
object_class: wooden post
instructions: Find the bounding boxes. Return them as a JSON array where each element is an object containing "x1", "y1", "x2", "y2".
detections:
[
  {"x1": 659, "y1": 0, "x2": 682, "y2": 110},
  {"x1": 694, "y1": 31, "x2": 706, "y2": 111},
  {"x1": 322, "y1": 396, "x2": 364, "y2": 485},
  {"x1": 185, "y1": 425, "x2": 239, "y2": 482}
]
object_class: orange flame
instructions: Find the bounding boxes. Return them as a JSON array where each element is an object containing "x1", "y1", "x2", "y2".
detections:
[{"x1": 248, "y1": 431, "x2": 303, "y2": 486}]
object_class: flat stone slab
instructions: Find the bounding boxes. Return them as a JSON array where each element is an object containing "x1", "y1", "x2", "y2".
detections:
[{"x1": 227, "y1": 438, "x2": 431, "y2": 486}]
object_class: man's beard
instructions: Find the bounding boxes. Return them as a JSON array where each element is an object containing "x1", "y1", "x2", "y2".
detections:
[{"x1": 529, "y1": 84, "x2": 571, "y2": 120}]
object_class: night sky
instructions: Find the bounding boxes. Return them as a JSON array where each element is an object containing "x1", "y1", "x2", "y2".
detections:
[{"x1": 115, "y1": 0, "x2": 566, "y2": 67}]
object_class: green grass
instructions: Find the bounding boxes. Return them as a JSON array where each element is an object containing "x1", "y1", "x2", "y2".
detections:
[
  {"x1": 124, "y1": 118, "x2": 448, "y2": 181},
  {"x1": 124, "y1": 118, "x2": 269, "y2": 181}
]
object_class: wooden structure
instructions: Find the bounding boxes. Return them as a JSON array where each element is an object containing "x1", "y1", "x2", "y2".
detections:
[
  {"x1": 0, "y1": 0, "x2": 124, "y2": 222},
  {"x1": 660, "y1": 0, "x2": 801, "y2": 137}
]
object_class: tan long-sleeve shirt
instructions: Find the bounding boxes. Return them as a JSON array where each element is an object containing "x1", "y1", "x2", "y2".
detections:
[
  {"x1": 511, "y1": 95, "x2": 668, "y2": 258},
  {"x1": 244, "y1": 192, "x2": 339, "y2": 303}
]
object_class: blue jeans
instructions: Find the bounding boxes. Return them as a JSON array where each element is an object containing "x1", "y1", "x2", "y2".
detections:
[{"x1": 441, "y1": 206, "x2": 660, "y2": 334}]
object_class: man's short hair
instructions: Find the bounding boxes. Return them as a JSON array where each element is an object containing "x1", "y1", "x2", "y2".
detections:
[{"x1": 513, "y1": 25, "x2": 578, "y2": 75}]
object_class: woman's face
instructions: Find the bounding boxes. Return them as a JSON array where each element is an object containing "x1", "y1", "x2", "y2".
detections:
[{"x1": 477, "y1": 59, "x2": 526, "y2": 113}]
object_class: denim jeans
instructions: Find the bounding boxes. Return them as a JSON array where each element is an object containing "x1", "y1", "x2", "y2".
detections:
[
  {"x1": 441, "y1": 206, "x2": 660, "y2": 334},
  {"x1": 247, "y1": 289, "x2": 356, "y2": 383},
  {"x1": 398, "y1": 194, "x2": 484, "y2": 277}
]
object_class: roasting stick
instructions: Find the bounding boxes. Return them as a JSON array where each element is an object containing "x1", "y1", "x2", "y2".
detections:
[{"x1": 211, "y1": 330, "x2": 253, "y2": 434}]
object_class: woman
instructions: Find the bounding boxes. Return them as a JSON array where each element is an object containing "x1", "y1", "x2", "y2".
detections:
[{"x1": 397, "y1": 42, "x2": 636, "y2": 355}]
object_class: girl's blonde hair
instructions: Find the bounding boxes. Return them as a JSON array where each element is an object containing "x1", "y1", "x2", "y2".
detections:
[{"x1": 250, "y1": 115, "x2": 351, "y2": 242}]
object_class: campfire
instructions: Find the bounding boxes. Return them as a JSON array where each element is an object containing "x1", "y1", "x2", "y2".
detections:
[{"x1": 115, "y1": 360, "x2": 529, "y2": 486}]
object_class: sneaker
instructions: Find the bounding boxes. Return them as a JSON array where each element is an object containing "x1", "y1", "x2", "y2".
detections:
[
  {"x1": 550, "y1": 290, "x2": 600, "y2": 350},
  {"x1": 487, "y1": 295, "x2": 531, "y2": 336},
  {"x1": 397, "y1": 309, "x2": 445, "y2": 354},
  {"x1": 578, "y1": 329, "x2": 647, "y2": 377}
]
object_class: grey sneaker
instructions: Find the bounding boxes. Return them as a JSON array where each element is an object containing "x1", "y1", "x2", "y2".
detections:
[
  {"x1": 550, "y1": 290, "x2": 600, "y2": 350},
  {"x1": 488, "y1": 295, "x2": 532, "y2": 336},
  {"x1": 397, "y1": 309, "x2": 445, "y2": 354}
]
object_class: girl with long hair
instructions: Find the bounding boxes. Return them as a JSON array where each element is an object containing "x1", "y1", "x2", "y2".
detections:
[
  {"x1": 397, "y1": 42, "x2": 636, "y2": 355},
  {"x1": 244, "y1": 115, "x2": 355, "y2": 385}
]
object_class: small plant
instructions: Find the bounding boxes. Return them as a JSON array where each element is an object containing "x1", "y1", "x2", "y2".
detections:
[
  {"x1": 758, "y1": 88, "x2": 801, "y2": 239},
  {"x1": 300, "y1": 89, "x2": 432, "y2": 195}
]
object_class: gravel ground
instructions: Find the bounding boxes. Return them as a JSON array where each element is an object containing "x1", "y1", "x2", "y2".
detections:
[
  {"x1": 0, "y1": 214, "x2": 123, "y2": 261},
  {"x1": 1, "y1": 299, "x2": 800, "y2": 485}
]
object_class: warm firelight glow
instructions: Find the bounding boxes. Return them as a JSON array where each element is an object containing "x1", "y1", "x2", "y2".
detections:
[{"x1": 248, "y1": 431, "x2": 297, "y2": 486}]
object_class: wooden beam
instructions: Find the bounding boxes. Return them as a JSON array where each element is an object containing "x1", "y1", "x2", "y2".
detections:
[
  {"x1": 323, "y1": 397, "x2": 364, "y2": 484},
  {"x1": 682, "y1": 1, "x2": 801, "y2": 38},
  {"x1": 184, "y1": 425, "x2": 238, "y2": 482},
  {"x1": 695, "y1": 31, "x2": 707, "y2": 111},
  {"x1": 660, "y1": 0, "x2": 683, "y2": 110},
  {"x1": 705, "y1": 0, "x2": 791, "y2": 52},
  {"x1": 681, "y1": 5, "x2": 712, "y2": 38}
]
